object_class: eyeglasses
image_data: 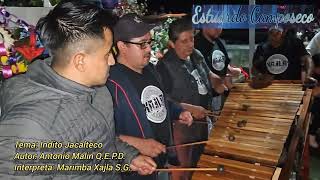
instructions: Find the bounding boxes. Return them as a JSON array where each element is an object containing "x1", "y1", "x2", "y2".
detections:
[{"x1": 122, "y1": 39, "x2": 153, "y2": 49}]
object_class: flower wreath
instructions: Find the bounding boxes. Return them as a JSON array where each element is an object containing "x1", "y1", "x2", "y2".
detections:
[{"x1": 0, "y1": 8, "x2": 45, "y2": 80}]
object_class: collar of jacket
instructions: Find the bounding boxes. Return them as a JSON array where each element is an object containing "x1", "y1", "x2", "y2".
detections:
[
  {"x1": 26, "y1": 58, "x2": 95, "y2": 96},
  {"x1": 165, "y1": 48, "x2": 212, "y2": 96},
  {"x1": 166, "y1": 48, "x2": 204, "y2": 64}
]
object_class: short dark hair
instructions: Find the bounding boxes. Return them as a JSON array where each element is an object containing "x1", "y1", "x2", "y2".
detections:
[
  {"x1": 36, "y1": 1, "x2": 115, "y2": 57},
  {"x1": 312, "y1": 53, "x2": 320, "y2": 68},
  {"x1": 168, "y1": 16, "x2": 193, "y2": 42}
]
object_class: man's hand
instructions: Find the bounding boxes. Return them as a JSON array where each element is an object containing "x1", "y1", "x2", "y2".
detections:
[
  {"x1": 119, "y1": 135, "x2": 166, "y2": 157},
  {"x1": 187, "y1": 105, "x2": 207, "y2": 119},
  {"x1": 228, "y1": 65, "x2": 242, "y2": 77},
  {"x1": 224, "y1": 76, "x2": 233, "y2": 89},
  {"x1": 303, "y1": 76, "x2": 318, "y2": 88},
  {"x1": 130, "y1": 155, "x2": 157, "y2": 175},
  {"x1": 209, "y1": 72, "x2": 228, "y2": 94},
  {"x1": 301, "y1": 55, "x2": 313, "y2": 83},
  {"x1": 178, "y1": 111, "x2": 193, "y2": 126},
  {"x1": 139, "y1": 139, "x2": 166, "y2": 157},
  {"x1": 215, "y1": 83, "x2": 228, "y2": 94}
]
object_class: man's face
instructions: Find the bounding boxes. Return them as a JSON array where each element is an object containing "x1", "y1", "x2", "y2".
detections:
[
  {"x1": 173, "y1": 30, "x2": 194, "y2": 60},
  {"x1": 268, "y1": 30, "x2": 283, "y2": 47},
  {"x1": 123, "y1": 32, "x2": 152, "y2": 71},
  {"x1": 203, "y1": 28, "x2": 222, "y2": 40},
  {"x1": 85, "y1": 28, "x2": 115, "y2": 86}
]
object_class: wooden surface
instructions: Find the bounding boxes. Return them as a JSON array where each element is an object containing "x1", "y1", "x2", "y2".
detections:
[
  {"x1": 279, "y1": 89, "x2": 312, "y2": 180},
  {"x1": 203, "y1": 83, "x2": 304, "y2": 166},
  {"x1": 192, "y1": 155, "x2": 275, "y2": 180},
  {"x1": 272, "y1": 168, "x2": 282, "y2": 180},
  {"x1": 192, "y1": 82, "x2": 310, "y2": 180}
]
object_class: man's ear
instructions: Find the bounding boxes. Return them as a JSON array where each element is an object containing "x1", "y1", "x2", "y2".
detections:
[
  {"x1": 72, "y1": 52, "x2": 86, "y2": 72},
  {"x1": 117, "y1": 41, "x2": 126, "y2": 51},
  {"x1": 168, "y1": 40, "x2": 175, "y2": 49}
]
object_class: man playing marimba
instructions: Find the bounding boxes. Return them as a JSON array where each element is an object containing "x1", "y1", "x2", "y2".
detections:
[
  {"x1": 156, "y1": 16, "x2": 226, "y2": 180},
  {"x1": 194, "y1": 28, "x2": 242, "y2": 111},
  {"x1": 106, "y1": 13, "x2": 193, "y2": 180},
  {"x1": 252, "y1": 26, "x2": 313, "y2": 83}
]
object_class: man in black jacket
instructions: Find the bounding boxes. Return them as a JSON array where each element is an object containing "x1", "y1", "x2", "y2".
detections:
[
  {"x1": 107, "y1": 13, "x2": 193, "y2": 180},
  {"x1": 252, "y1": 26, "x2": 313, "y2": 82},
  {"x1": 194, "y1": 28, "x2": 241, "y2": 111},
  {"x1": 157, "y1": 17, "x2": 229, "y2": 180}
]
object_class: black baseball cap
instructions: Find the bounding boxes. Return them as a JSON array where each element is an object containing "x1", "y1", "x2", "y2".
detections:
[{"x1": 113, "y1": 13, "x2": 156, "y2": 42}]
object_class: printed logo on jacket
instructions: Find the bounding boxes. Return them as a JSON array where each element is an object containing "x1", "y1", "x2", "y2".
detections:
[
  {"x1": 266, "y1": 54, "x2": 289, "y2": 74},
  {"x1": 141, "y1": 85, "x2": 167, "y2": 123},
  {"x1": 211, "y1": 50, "x2": 226, "y2": 71},
  {"x1": 191, "y1": 69, "x2": 208, "y2": 95}
]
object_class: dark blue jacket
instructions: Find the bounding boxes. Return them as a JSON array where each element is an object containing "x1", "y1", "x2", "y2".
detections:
[
  {"x1": 107, "y1": 63, "x2": 182, "y2": 140},
  {"x1": 106, "y1": 64, "x2": 182, "y2": 180}
]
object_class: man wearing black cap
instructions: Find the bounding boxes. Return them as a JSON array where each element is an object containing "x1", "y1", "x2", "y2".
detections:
[
  {"x1": 252, "y1": 26, "x2": 313, "y2": 82},
  {"x1": 106, "y1": 13, "x2": 193, "y2": 180}
]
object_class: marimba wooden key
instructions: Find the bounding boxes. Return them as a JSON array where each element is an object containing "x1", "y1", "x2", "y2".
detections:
[{"x1": 192, "y1": 82, "x2": 311, "y2": 180}]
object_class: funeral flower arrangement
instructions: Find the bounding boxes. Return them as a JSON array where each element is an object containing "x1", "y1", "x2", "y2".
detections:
[
  {"x1": 0, "y1": 8, "x2": 45, "y2": 80},
  {"x1": 149, "y1": 17, "x2": 175, "y2": 64},
  {"x1": 0, "y1": 0, "x2": 176, "y2": 79},
  {"x1": 113, "y1": 0, "x2": 176, "y2": 64},
  {"x1": 114, "y1": 0, "x2": 148, "y2": 17}
]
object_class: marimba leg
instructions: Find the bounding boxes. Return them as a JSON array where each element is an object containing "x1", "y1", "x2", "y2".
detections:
[{"x1": 172, "y1": 122, "x2": 208, "y2": 180}]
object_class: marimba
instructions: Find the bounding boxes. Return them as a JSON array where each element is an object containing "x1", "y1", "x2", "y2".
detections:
[{"x1": 192, "y1": 82, "x2": 312, "y2": 180}]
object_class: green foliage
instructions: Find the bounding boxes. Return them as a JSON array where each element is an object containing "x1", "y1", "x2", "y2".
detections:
[
  {"x1": 30, "y1": 0, "x2": 43, "y2": 6},
  {"x1": 115, "y1": 0, "x2": 148, "y2": 17},
  {"x1": 49, "y1": 0, "x2": 61, "y2": 6},
  {"x1": 151, "y1": 18, "x2": 175, "y2": 53}
]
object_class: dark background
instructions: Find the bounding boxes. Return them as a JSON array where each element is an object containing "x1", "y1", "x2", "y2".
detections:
[
  {"x1": 146, "y1": 0, "x2": 319, "y2": 14},
  {"x1": 2, "y1": 0, "x2": 319, "y2": 44},
  {"x1": 145, "y1": 0, "x2": 319, "y2": 44}
]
